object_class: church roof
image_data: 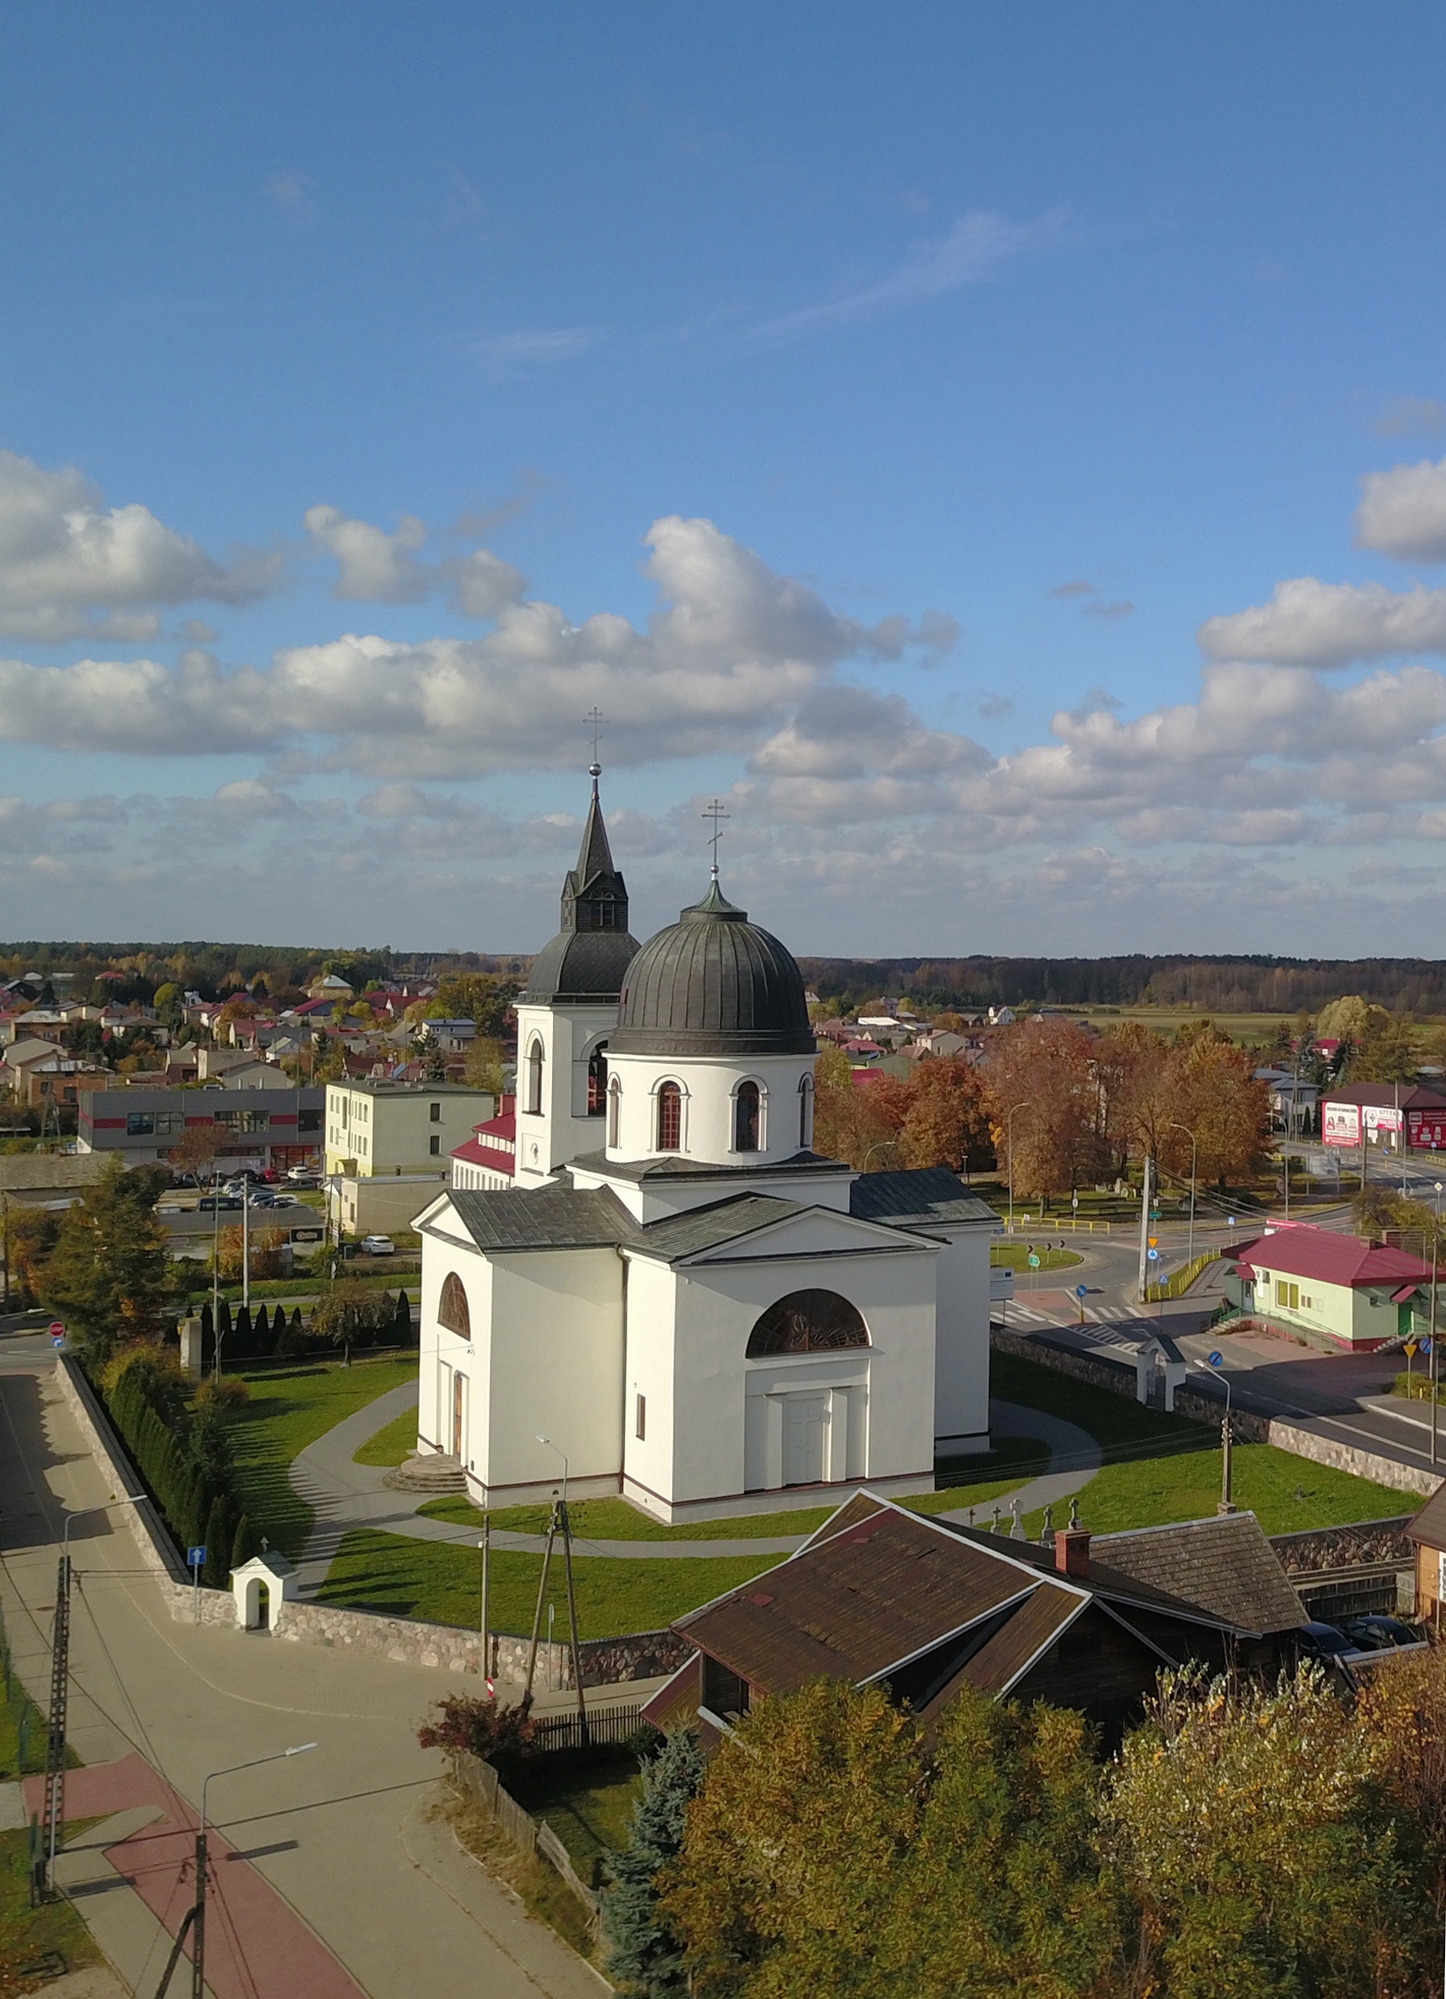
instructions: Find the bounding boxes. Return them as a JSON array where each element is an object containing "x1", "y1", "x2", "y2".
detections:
[
  {"x1": 567, "y1": 1147, "x2": 852, "y2": 1185},
  {"x1": 630, "y1": 1193, "x2": 809, "y2": 1262},
  {"x1": 610, "y1": 878, "x2": 814, "y2": 1059},
  {"x1": 521, "y1": 773, "x2": 640, "y2": 1005},
  {"x1": 440, "y1": 1185, "x2": 637, "y2": 1253},
  {"x1": 849, "y1": 1168, "x2": 1000, "y2": 1230}
]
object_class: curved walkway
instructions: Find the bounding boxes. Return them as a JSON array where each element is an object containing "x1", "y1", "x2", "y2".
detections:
[{"x1": 289, "y1": 1382, "x2": 1105, "y2": 1592}]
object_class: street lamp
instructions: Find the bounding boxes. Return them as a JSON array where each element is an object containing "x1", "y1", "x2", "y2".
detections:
[
  {"x1": 1005, "y1": 1101, "x2": 1032, "y2": 1235},
  {"x1": 1194, "y1": 1353, "x2": 1236, "y2": 1515},
  {"x1": 535, "y1": 1434, "x2": 569, "y2": 1509},
  {"x1": 1169, "y1": 1121, "x2": 1198, "y2": 1263},
  {"x1": 154, "y1": 1744, "x2": 317, "y2": 1999}
]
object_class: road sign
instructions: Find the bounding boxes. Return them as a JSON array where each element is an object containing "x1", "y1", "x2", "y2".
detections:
[
  {"x1": 1148, "y1": 1236, "x2": 1158, "y2": 1248},
  {"x1": 1027, "y1": 1253, "x2": 1041, "y2": 1269},
  {"x1": 1071, "y1": 1191, "x2": 1079, "y2": 1208},
  {"x1": 1208, "y1": 1350, "x2": 1224, "y2": 1368},
  {"x1": 1423, "y1": 1337, "x2": 1434, "y2": 1356},
  {"x1": 187, "y1": 1546, "x2": 206, "y2": 1569},
  {"x1": 51, "y1": 1335, "x2": 64, "y2": 1349},
  {"x1": 1076, "y1": 1284, "x2": 1088, "y2": 1298},
  {"x1": 1406, "y1": 1341, "x2": 1419, "y2": 1358},
  {"x1": 1147, "y1": 1248, "x2": 1160, "y2": 1261},
  {"x1": 48, "y1": 1321, "x2": 63, "y2": 1337},
  {"x1": 1228, "y1": 1217, "x2": 1236, "y2": 1227}
]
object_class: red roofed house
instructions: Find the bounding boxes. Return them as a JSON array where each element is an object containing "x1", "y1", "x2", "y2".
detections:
[
  {"x1": 1224, "y1": 1221, "x2": 1436, "y2": 1349},
  {"x1": 451, "y1": 1094, "x2": 516, "y2": 1191}
]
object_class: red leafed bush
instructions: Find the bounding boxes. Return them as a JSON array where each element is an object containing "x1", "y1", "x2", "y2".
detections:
[{"x1": 418, "y1": 1693, "x2": 535, "y2": 1768}]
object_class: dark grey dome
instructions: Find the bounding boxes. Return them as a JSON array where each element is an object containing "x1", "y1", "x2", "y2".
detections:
[
  {"x1": 610, "y1": 881, "x2": 813, "y2": 1058},
  {"x1": 523, "y1": 927, "x2": 640, "y2": 1005}
]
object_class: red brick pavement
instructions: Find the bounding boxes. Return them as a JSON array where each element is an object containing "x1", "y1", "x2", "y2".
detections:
[{"x1": 26, "y1": 1753, "x2": 366, "y2": 1999}]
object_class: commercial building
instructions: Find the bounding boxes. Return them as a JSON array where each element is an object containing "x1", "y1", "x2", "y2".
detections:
[
  {"x1": 324, "y1": 1079, "x2": 498, "y2": 1236},
  {"x1": 78, "y1": 1085, "x2": 323, "y2": 1172},
  {"x1": 1321, "y1": 1084, "x2": 1446, "y2": 1155},
  {"x1": 1223, "y1": 1222, "x2": 1435, "y2": 1350}
]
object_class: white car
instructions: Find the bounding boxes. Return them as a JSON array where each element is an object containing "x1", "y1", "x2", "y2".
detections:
[{"x1": 360, "y1": 1234, "x2": 396, "y2": 1256}]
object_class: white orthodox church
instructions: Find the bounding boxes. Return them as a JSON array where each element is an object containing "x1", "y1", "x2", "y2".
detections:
[{"x1": 414, "y1": 771, "x2": 999, "y2": 1523}]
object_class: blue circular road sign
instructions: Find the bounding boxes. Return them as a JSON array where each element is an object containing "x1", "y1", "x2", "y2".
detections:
[
  {"x1": 1076, "y1": 1283, "x2": 1088, "y2": 1298},
  {"x1": 1208, "y1": 1350, "x2": 1224, "y2": 1368}
]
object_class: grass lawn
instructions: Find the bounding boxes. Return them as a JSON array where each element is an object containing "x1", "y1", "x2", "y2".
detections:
[
  {"x1": 0, "y1": 1823, "x2": 102, "y2": 1992},
  {"x1": 354, "y1": 1406, "x2": 419, "y2": 1468},
  {"x1": 319, "y1": 1528, "x2": 780, "y2": 1637},
  {"x1": 414, "y1": 1435, "x2": 1046, "y2": 1542},
  {"x1": 990, "y1": 1244, "x2": 1083, "y2": 1271},
  {"x1": 992, "y1": 1350, "x2": 1410, "y2": 1537},
  {"x1": 227, "y1": 1356, "x2": 419, "y2": 1559},
  {"x1": 0, "y1": 1659, "x2": 48, "y2": 1781},
  {"x1": 509, "y1": 1751, "x2": 643, "y2": 1877}
]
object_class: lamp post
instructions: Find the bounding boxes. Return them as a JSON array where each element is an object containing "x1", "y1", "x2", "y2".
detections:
[
  {"x1": 1169, "y1": 1121, "x2": 1198, "y2": 1264},
  {"x1": 1005, "y1": 1101, "x2": 1031, "y2": 1235},
  {"x1": 41, "y1": 1497, "x2": 143, "y2": 1897},
  {"x1": 1195, "y1": 1354, "x2": 1236, "y2": 1515},
  {"x1": 154, "y1": 1744, "x2": 316, "y2": 1999}
]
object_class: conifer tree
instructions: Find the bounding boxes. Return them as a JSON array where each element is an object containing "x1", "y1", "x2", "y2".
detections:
[
  {"x1": 230, "y1": 1513, "x2": 258, "y2": 1570},
  {"x1": 235, "y1": 1303, "x2": 252, "y2": 1355},
  {"x1": 603, "y1": 1728, "x2": 705, "y2": 1996},
  {"x1": 202, "y1": 1493, "x2": 233, "y2": 1588}
]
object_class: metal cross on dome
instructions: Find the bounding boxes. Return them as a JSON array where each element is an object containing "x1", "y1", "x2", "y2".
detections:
[{"x1": 702, "y1": 798, "x2": 730, "y2": 879}]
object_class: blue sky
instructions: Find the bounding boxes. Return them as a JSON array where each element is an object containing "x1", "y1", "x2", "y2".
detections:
[{"x1": 4, "y1": 4, "x2": 1446, "y2": 956}]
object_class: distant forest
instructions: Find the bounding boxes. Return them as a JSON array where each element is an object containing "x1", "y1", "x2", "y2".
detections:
[{"x1": 795, "y1": 955, "x2": 1446, "y2": 1017}]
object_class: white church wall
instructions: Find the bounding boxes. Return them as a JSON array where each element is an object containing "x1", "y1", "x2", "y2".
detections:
[
  {"x1": 418, "y1": 1241, "x2": 492, "y2": 1458},
  {"x1": 475, "y1": 1248, "x2": 625, "y2": 1502},
  {"x1": 605, "y1": 1051, "x2": 817, "y2": 1171},
  {"x1": 619, "y1": 1254, "x2": 679, "y2": 1513},
  {"x1": 932, "y1": 1226, "x2": 994, "y2": 1449},
  {"x1": 569, "y1": 1157, "x2": 856, "y2": 1225},
  {"x1": 621, "y1": 1248, "x2": 937, "y2": 1521},
  {"x1": 513, "y1": 1000, "x2": 616, "y2": 1188}
]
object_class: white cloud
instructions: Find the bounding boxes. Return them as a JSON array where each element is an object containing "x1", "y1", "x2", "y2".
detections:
[
  {"x1": 1355, "y1": 453, "x2": 1446, "y2": 562},
  {"x1": 0, "y1": 451, "x2": 279, "y2": 642},
  {"x1": 1199, "y1": 576, "x2": 1446, "y2": 667},
  {"x1": 749, "y1": 206, "x2": 1071, "y2": 345},
  {"x1": 305, "y1": 503, "x2": 527, "y2": 613}
]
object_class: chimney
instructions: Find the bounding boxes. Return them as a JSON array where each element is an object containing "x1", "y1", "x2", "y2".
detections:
[{"x1": 1055, "y1": 1498, "x2": 1090, "y2": 1578}]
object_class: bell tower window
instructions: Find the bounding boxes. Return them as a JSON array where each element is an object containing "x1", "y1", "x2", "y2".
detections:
[
  {"x1": 657, "y1": 1082, "x2": 682, "y2": 1152},
  {"x1": 526, "y1": 1036, "x2": 545, "y2": 1116},
  {"x1": 587, "y1": 1042, "x2": 608, "y2": 1116},
  {"x1": 607, "y1": 1075, "x2": 621, "y2": 1147},
  {"x1": 734, "y1": 1081, "x2": 760, "y2": 1153},
  {"x1": 799, "y1": 1075, "x2": 813, "y2": 1148}
]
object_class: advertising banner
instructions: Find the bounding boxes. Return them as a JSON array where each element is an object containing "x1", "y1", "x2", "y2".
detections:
[
  {"x1": 1364, "y1": 1104, "x2": 1404, "y2": 1134},
  {"x1": 1323, "y1": 1101, "x2": 1361, "y2": 1147},
  {"x1": 1409, "y1": 1109, "x2": 1446, "y2": 1151}
]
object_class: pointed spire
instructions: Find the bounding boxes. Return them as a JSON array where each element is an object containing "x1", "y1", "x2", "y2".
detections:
[
  {"x1": 560, "y1": 764, "x2": 627, "y2": 935},
  {"x1": 574, "y1": 764, "x2": 616, "y2": 890}
]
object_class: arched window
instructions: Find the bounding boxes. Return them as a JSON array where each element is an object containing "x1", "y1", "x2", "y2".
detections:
[
  {"x1": 438, "y1": 1271, "x2": 471, "y2": 1340},
  {"x1": 734, "y1": 1081, "x2": 760, "y2": 1152},
  {"x1": 798, "y1": 1075, "x2": 813, "y2": 1149},
  {"x1": 526, "y1": 1036, "x2": 544, "y2": 1115},
  {"x1": 607, "y1": 1074, "x2": 621, "y2": 1148},
  {"x1": 587, "y1": 1041, "x2": 608, "y2": 1116},
  {"x1": 746, "y1": 1289, "x2": 869, "y2": 1358},
  {"x1": 657, "y1": 1081, "x2": 682, "y2": 1152}
]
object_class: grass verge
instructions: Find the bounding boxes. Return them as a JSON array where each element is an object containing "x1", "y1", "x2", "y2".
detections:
[
  {"x1": 227, "y1": 1356, "x2": 419, "y2": 1559},
  {"x1": 443, "y1": 1792, "x2": 599, "y2": 1964},
  {"x1": 992, "y1": 1349, "x2": 1410, "y2": 1537},
  {"x1": 0, "y1": 1824, "x2": 102, "y2": 1994},
  {"x1": 319, "y1": 1528, "x2": 779, "y2": 1637},
  {"x1": 353, "y1": 1406, "x2": 419, "y2": 1468},
  {"x1": 509, "y1": 1751, "x2": 643, "y2": 1878}
]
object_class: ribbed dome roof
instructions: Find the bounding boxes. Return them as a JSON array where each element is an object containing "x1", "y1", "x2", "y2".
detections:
[
  {"x1": 610, "y1": 881, "x2": 814, "y2": 1058},
  {"x1": 523, "y1": 928, "x2": 640, "y2": 1004}
]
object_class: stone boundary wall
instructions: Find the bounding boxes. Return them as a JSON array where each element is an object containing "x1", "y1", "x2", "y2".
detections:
[
  {"x1": 53, "y1": 1352, "x2": 686, "y2": 1682},
  {"x1": 1268, "y1": 1518, "x2": 1415, "y2": 1574},
  {"x1": 990, "y1": 1326, "x2": 1442, "y2": 1501}
]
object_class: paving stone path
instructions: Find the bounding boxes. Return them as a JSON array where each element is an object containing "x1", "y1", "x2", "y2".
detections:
[{"x1": 291, "y1": 1383, "x2": 1104, "y2": 1591}]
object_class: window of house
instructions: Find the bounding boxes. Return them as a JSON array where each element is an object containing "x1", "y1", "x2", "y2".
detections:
[
  {"x1": 635, "y1": 1393, "x2": 646, "y2": 1440},
  {"x1": 430, "y1": 1135, "x2": 441, "y2": 1155},
  {"x1": 429, "y1": 1101, "x2": 441, "y2": 1121},
  {"x1": 127, "y1": 1112, "x2": 155, "y2": 1136},
  {"x1": 587, "y1": 1043, "x2": 608, "y2": 1116},
  {"x1": 298, "y1": 1109, "x2": 321, "y2": 1133},
  {"x1": 734, "y1": 1081, "x2": 760, "y2": 1153},
  {"x1": 657, "y1": 1081, "x2": 682, "y2": 1151},
  {"x1": 527, "y1": 1038, "x2": 545, "y2": 1115},
  {"x1": 607, "y1": 1075, "x2": 621, "y2": 1147}
]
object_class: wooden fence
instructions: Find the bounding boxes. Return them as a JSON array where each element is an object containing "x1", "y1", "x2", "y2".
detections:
[
  {"x1": 450, "y1": 1749, "x2": 601, "y2": 1930},
  {"x1": 530, "y1": 1703, "x2": 648, "y2": 1755}
]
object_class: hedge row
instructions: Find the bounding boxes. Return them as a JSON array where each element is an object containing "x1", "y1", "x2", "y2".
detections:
[
  {"x1": 189, "y1": 1292, "x2": 415, "y2": 1366},
  {"x1": 107, "y1": 1367, "x2": 256, "y2": 1588}
]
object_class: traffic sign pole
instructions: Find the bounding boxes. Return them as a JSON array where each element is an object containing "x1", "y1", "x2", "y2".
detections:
[{"x1": 188, "y1": 1547, "x2": 206, "y2": 1623}]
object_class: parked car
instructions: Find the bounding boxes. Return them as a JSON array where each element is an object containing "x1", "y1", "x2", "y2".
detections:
[
  {"x1": 198, "y1": 1196, "x2": 242, "y2": 1213},
  {"x1": 1299, "y1": 1621, "x2": 1356, "y2": 1659},
  {"x1": 360, "y1": 1234, "x2": 396, "y2": 1256},
  {"x1": 287, "y1": 1165, "x2": 319, "y2": 1183},
  {"x1": 268, "y1": 1192, "x2": 301, "y2": 1207},
  {"x1": 1337, "y1": 1614, "x2": 1422, "y2": 1651}
]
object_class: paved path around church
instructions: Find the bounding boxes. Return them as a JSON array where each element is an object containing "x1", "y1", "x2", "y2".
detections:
[{"x1": 291, "y1": 1384, "x2": 1104, "y2": 1590}]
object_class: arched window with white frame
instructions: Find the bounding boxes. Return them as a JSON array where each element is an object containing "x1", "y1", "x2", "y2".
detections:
[
  {"x1": 657, "y1": 1080, "x2": 683, "y2": 1152},
  {"x1": 586, "y1": 1041, "x2": 608, "y2": 1116},
  {"x1": 798, "y1": 1074, "x2": 814, "y2": 1149},
  {"x1": 734, "y1": 1080, "x2": 761, "y2": 1152},
  {"x1": 526, "y1": 1036, "x2": 545, "y2": 1115},
  {"x1": 607, "y1": 1074, "x2": 622, "y2": 1148}
]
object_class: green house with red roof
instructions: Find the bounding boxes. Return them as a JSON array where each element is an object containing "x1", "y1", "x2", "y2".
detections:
[{"x1": 1225, "y1": 1222, "x2": 1435, "y2": 1350}]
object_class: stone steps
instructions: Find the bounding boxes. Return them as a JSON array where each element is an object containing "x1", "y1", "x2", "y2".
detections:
[{"x1": 383, "y1": 1452, "x2": 468, "y2": 1494}]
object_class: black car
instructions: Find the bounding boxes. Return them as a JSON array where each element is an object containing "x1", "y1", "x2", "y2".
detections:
[
  {"x1": 1299, "y1": 1620, "x2": 1356, "y2": 1659},
  {"x1": 1337, "y1": 1614, "x2": 1421, "y2": 1652}
]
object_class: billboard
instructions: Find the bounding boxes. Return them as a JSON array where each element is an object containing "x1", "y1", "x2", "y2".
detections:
[
  {"x1": 1364, "y1": 1104, "x2": 1404, "y2": 1134},
  {"x1": 1409, "y1": 1109, "x2": 1446, "y2": 1151},
  {"x1": 1323, "y1": 1101, "x2": 1361, "y2": 1147}
]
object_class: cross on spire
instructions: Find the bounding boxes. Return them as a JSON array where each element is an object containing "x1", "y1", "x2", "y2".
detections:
[
  {"x1": 701, "y1": 798, "x2": 730, "y2": 880},
  {"x1": 585, "y1": 707, "x2": 608, "y2": 788}
]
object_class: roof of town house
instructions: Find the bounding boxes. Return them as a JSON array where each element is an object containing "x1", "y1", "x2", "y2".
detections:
[
  {"x1": 451, "y1": 1140, "x2": 516, "y2": 1175},
  {"x1": 1092, "y1": 1512, "x2": 1308, "y2": 1633},
  {"x1": 1321, "y1": 1084, "x2": 1446, "y2": 1109},
  {"x1": 4, "y1": 1038, "x2": 67, "y2": 1067},
  {"x1": 1408, "y1": 1482, "x2": 1446, "y2": 1549},
  {"x1": 1233, "y1": 1224, "x2": 1433, "y2": 1290},
  {"x1": 0, "y1": 1153, "x2": 110, "y2": 1194}
]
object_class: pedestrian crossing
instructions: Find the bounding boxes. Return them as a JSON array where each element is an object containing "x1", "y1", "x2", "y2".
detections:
[{"x1": 1007, "y1": 1302, "x2": 1142, "y2": 1327}]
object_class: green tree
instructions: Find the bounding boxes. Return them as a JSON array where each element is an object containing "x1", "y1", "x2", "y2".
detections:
[
  {"x1": 311, "y1": 1280, "x2": 394, "y2": 1352},
  {"x1": 431, "y1": 972, "x2": 519, "y2": 1037},
  {"x1": 38, "y1": 1157, "x2": 174, "y2": 1361},
  {"x1": 602, "y1": 1728, "x2": 706, "y2": 1997},
  {"x1": 1101, "y1": 1663, "x2": 1419, "y2": 1999}
]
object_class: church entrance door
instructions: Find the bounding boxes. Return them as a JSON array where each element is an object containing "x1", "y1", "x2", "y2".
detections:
[
  {"x1": 452, "y1": 1371, "x2": 467, "y2": 1459},
  {"x1": 782, "y1": 1393, "x2": 828, "y2": 1485}
]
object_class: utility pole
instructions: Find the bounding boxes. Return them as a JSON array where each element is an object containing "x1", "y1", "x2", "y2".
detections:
[
  {"x1": 521, "y1": 1494, "x2": 559, "y2": 1715},
  {"x1": 36, "y1": 1551, "x2": 68, "y2": 1905},
  {"x1": 479, "y1": 1511, "x2": 492, "y2": 1693},
  {"x1": 1137, "y1": 1154, "x2": 1152, "y2": 1303},
  {"x1": 1432, "y1": 1223, "x2": 1440, "y2": 1470}
]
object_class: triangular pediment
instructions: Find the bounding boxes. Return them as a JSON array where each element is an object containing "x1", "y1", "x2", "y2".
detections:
[{"x1": 640, "y1": 1196, "x2": 942, "y2": 1267}]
